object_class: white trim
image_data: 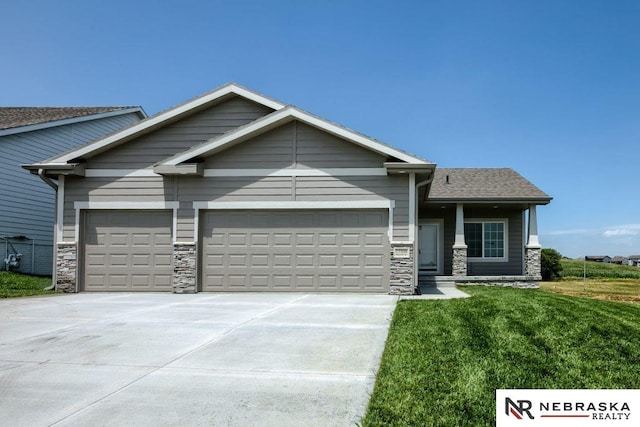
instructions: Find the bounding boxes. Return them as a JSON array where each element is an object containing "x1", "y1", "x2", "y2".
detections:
[
  {"x1": 453, "y1": 203, "x2": 467, "y2": 248},
  {"x1": 192, "y1": 200, "x2": 392, "y2": 210},
  {"x1": 47, "y1": 84, "x2": 285, "y2": 164},
  {"x1": 193, "y1": 207, "x2": 199, "y2": 243},
  {"x1": 56, "y1": 176, "x2": 65, "y2": 242},
  {"x1": 203, "y1": 168, "x2": 388, "y2": 177},
  {"x1": 465, "y1": 218, "x2": 509, "y2": 262},
  {"x1": 162, "y1": 106, "x2": 429, "y2": 166},
  {"x1": 75, "y1": 208, "x2": 80, "y2": 243},
  {"x1": 85, "y1": 169, "x2": 160, "y2": 177},
  {"x1": 74, "y1": 201, "x2": 180, "y2": 210},
  {"x1": 526, "y1": 204, "x2": 541, "y2": 248},
  {"x1": 173, "y1": 242, "x2": 196, "y2": 245},
  {"x1": 194, "y1": 199, "x2": 395, "y2": 241},
  {"x1": 0, "y1": 107, "x2": 146, "y2": 137},
  {"x1": 408, "y1": 173, "x2": 416, "y2": 243}
]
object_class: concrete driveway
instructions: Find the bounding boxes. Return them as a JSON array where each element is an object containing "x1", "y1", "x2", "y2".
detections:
[{"x1": 0, "y1": 293, "x2": 397, "y2": 426}]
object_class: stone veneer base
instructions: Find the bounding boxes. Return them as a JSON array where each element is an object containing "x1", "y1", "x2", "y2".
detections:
[
  {"x1": 56, "y1": 243, "x2": 77, "y2": 293},
  {"x1": 389, "y1": 243, "x2": 415, "y2": 295},
  {"x1": 452, "y1": 246, "x2": 468, "y2": 276},
  {"x1": 173, "y1": 243, "x2": 196, "y2": 293},
  {"x1": 525, "y1": 246, "x2": 542, "y2": 279}
]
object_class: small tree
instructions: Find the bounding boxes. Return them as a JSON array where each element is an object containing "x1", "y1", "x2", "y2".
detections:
[{"x1": 541, "y1": 248, "x2": 563, "y2": 281}]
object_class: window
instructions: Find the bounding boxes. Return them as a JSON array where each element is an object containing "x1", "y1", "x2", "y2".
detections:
[{"x1": 464, "y1": 220, "x2": 507, "y2": 260}]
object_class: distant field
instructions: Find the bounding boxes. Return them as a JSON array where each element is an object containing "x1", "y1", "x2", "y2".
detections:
[
  {"x1": 561, "y1": 258, "x2": 640, "y2": 279},
  {"x1": 540, "y1": 259, "x2": 640, "y2": 304}
]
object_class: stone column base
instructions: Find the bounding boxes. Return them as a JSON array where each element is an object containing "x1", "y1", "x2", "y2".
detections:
[
  {"x1": 525, "y1": 246, "x2": 542, "y2": 279},
  {"x1": 56, "y1": 243, "x2": 77, "y2": 293},
  {"x1": 452, "y1": 246, "x2": 468, "y2": 276},
  {"x1": 389, "y1": 243, "x2": 415, "y2": 295},
  {"x1": 173, "y1": 243, "x2": 197, "y2": 293}
]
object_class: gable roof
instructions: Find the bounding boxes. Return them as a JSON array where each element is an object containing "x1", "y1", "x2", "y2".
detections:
[
  {"x1": 157, "y1": 105, "x2": 431, "y2": 169},
  {"x1": 426, "y1": 168, "x2": 552, "y2": 204},
  {"x1": 40, "y1": 83, "x2": 285, "y2": 164},
  {"x1": 0, "y1": 107, "x2": 146, "y2": 137}
]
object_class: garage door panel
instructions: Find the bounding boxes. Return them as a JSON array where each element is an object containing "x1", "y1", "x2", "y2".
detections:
[
  {"x1": 83, "y1": 210, "x2": 173, "y2": 292},
  {"x1": 201, "y1": 209, "x2": 389, "y2": 292}
]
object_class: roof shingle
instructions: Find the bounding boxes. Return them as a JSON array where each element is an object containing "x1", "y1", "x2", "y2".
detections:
[
  {"x1": 0, "y1": 107, "x2": 137, "y2": 131},
  {"x1": 428, "y1": 168, "x2": 551, "y2": 202}
]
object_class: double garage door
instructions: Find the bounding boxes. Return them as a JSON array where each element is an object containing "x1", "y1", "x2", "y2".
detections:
[{"x1": 83, "y1": 209, "x2": 389, "y2": 292}]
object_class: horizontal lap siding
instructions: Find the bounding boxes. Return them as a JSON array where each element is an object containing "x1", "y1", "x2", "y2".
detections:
[
  {"x1": 465, "y1": 208, "x2": 523, "y2": 275},
  {"x1": 296, "y1": 175, "x2": 409, "y2": 240},
  {"x1": 295, "y1": 123, "x2": 385, "y2": 168},
  {"x1": 62, "y1": 176, "x2": 169, "y2": 241},
  {"x1": 1, "y1": 113, "x2": 141, "y2": 244},
  {"x1": 86, "y1": 97, "x2": 274, "y2": 169},
  {"x1": 205, "y1": 122, "x2": 294, "y2": 169}
]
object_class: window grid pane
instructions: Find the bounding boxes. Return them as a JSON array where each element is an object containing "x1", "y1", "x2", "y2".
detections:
[
  {"x1": 464, "y1": 223, "x2": 482, "y2": 258},
  {"x1": 483, "y1": 222, "x2": 504, "y2": 258}
]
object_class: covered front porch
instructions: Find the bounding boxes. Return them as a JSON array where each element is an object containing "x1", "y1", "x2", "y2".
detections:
[{"x1": 415, "y1": 169, "x2": 551, "y2": 288}]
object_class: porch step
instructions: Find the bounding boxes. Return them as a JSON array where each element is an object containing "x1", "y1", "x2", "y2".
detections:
[{"x1": 419, "y1": 276, "x2": 456, "y2": 288}]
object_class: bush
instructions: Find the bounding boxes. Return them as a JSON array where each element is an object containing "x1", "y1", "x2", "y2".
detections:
[{"x1": 541, "y1": 248, "x2": 563, "y2": 281}]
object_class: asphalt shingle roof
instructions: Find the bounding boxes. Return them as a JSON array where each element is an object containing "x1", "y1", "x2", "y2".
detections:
[
  {"x1": 428, "y1": 168, "x2": 551, "y2": 201},
  {"x1": 0, "y1": 107, "x2": 136, "y2": 131}
]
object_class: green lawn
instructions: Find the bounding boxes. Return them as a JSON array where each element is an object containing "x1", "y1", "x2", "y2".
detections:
[
  {"x1": 561, "y1": 258, "x2": 640, "y2": 279},
  {"x1": 362, "y1": 287, "x2": 640, "y2": 426},
  {"x1": 0, "y1": 271, "x2": 57, "y2": 298}
]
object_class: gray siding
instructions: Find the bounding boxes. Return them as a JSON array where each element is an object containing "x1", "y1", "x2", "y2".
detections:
[
  {"x1": 205, "y1": 121, "x2": 388, "y2": 169},
  {"x1": 0, "y1": 112, "x2": 141, "y2": 274},
  {"x1": 87, "y1": 97, "x2": 274, "y2": 169},
  {"x1": 63, "y1": 173, "x2": 410, "y2": 242},
  {"x1": 420, "y1": 206, "x2": 524, "y2": 275}
]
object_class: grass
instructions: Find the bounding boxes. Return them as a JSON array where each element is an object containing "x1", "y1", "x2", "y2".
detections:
[
  {"x1": 0, "y1": 271, "x2": 57, "y2": 298},
  {"x1": 541, "y1": 279, "x2": 640, "y2": 304},
  {"x1": 561, "y1": 258, "x2": 640, "y2": 279},
  {"x1": 362, "y1": 287, "x2": 640, "y2": 426}
]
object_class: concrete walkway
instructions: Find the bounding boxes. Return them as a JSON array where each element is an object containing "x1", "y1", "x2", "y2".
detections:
[{"x1": 0, "y1": 293, "x2": 397, "y2": 427}]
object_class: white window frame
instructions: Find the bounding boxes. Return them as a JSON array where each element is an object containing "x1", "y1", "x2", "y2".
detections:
[{"x1": 464, "y1": 218, "x2": 509, "y2": 262}]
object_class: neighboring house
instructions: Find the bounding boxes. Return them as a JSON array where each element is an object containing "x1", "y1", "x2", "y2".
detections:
[
  {"x1": 1, "y1": 107, "x2": 146, "y2": 274},
  {"x1": 611, "y1": 256, "x2": 628, "y2": 265},
  {"x1": 585, "y1": 256, "x2": 612, "y2": 263},
  {"x1": 628, "y1": 256, "x2": 640, "y2": 267},
  {"x1": 25, "y1": 84, "x2": 551, "y2": 294}
]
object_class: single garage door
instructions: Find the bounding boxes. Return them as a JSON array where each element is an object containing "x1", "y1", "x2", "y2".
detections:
[
  {"x1": 83, "y1": 210, "x2": 173, "y2": 291},
  {"x1": 201, "y1": 209, "x2": 390, "y2": 292}
]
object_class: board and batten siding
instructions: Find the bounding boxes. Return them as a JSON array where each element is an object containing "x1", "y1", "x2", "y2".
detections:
[
  {"x1": 0, "y1": 112, "x2": 142, "y2": 274},
  {"x1": 86, "y1": 97, "x2": 274, "y2": 169},
  {"x1": 420, "y1": 206, "x2": 524, "y2": 275},
  {"x1": 62, "y1": 173, "x2": 411, "y2": 243}
]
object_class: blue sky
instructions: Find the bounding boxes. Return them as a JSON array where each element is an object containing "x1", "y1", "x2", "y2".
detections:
[{"x1": 2, "y1": 1, "x2": 638, "y2": 258}]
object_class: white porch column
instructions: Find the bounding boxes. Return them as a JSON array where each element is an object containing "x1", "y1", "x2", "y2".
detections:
[
  {"x1": 452, "y1": 203, "x2": 467, "y2": 276},
  {"x1": 526, "y1": 204, "x2": 541, "y2": 248},
  {"x1": 525, "y1": 204, "x2": 542, "y2": 278},
  {"x1": 454, "y1": 203, "x2": 467, "y2": 248}
]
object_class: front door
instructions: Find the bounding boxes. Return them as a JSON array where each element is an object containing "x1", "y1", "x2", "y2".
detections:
[{"x1": 419, "y1": 222, "x2": 441, "y2": 274}]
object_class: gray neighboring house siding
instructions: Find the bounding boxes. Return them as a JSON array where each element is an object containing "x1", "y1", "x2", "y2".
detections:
[{"x1": 1, "y1": 108, "x2": 145, "y2": 274}]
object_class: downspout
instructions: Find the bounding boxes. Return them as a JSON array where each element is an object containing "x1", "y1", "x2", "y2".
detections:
[
  {"x1": 37, "y1": 169, "x2": 58, "y2": 291},
  {"x1": 38, "y1": 169, "x2": 58, "y2": 191},
  {"x1": 413, "y1": 170, "x2": 435, "y2": 292}
]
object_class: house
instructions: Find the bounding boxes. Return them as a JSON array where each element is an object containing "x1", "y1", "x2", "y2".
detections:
[
  {"x1": 1, "y1": 107, "x2": 146, "y2": 274},
  {"x1": 628, "y1": 256, "x2": 640, "y2": 267},
  {"x1": 611, "y1": 256, "x2": 629, "y2": 265},
  {"x1": 585, "y1": 255, "x2": 612, "y2": 263},
  {"x1": 24, "y1": 84, "x2": 551, "y2": 294}
]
